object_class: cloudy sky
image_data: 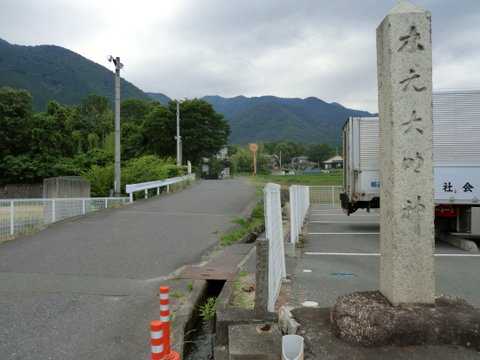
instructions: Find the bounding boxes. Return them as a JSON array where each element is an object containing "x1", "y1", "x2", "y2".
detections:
[{"x1": 1, "y1": 0, "x2": 479, "y2": 112}]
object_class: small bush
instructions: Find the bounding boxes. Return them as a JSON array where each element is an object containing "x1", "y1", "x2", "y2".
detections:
[
  {"x1": 199, "y1": 297, "x2": 220, "y2": 321},
  {"x1": 82, "y1": 164, "x2": 114, "y2": 197},
  {"x1": 82, "y1": 155, "x2": 186, "y2": 196}
]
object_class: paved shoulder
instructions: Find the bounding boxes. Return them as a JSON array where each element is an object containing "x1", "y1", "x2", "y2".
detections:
[
  {"x1": 0, "y1": 179, "x2": 257, "y2": 279},
  {"x1": 0, "y1": 178, "x2": 257, "y2": 360}
]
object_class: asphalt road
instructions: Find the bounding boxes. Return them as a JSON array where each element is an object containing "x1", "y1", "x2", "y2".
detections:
[
  {"x1": 291, "y1": 205, "x2": 480, "y2": 308},
  {"x1": 0, "y1": 178, "x2": 257, "y2": 360}
]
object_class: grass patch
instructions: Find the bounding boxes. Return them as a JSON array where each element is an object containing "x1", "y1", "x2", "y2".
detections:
[
  {"x1": 253, "y1": 173, "x2": 342, "y2": 186},
  {"x1": 232, "y1": 217, "x2": 249, "y2": 228},
  {"x1": 230, "y1": 270, "x2": 255, "y2": 309},
  {"x1": 220, "y1": 229, "x2": 248, "y2": 246},
  {"x1": 297, "y1": 235, "x2": 308, "y2": 248},
  {"x1": 171, "y1": 290, "x2": 185, "y2": 298},
  {"x1": 219, "y1": 201, "x2": 265, "y2": 246},
  {"x1": 238, "y1": 268, "x2": 248, "y2": 278}
]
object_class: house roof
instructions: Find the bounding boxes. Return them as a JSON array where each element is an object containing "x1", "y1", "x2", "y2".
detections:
[{"x1": 322, "y1": 155, "x2": 343, "y2": 164}]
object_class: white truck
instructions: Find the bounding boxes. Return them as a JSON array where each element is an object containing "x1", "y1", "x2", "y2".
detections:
[{"x1": 340, "y1": 89, "x2": 480, "y2": 234}]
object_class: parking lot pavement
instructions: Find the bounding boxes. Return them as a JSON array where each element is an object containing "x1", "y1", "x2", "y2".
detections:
[
  {"x1": 291, "y1": 205, "x2": 480, "y2": 308},
  {"x1": 285, "y1": 205, "x2": 480, "y2": 359}
]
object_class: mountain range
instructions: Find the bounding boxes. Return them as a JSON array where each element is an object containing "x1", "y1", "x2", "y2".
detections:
[
  {"x1": 0, "y1": 38, "x2": 375, "y2": 145},
  {"x1": 0, "y1": 38, "x2": 151, "y2": 108},
  {"x1": 201, "y1": 95, "x2": 373, "y2": 145}
]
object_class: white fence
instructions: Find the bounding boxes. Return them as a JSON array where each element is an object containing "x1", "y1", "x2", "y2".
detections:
[
  {"x1": 125, "y1": 174, "x2": 195, "y2": 202},
  {"x1": 309, "y1": 186, "x2": 343, "y2": 205},
  {"x1": 263, "y1": 182, "x2": 286, "y2": 312},
  {"x1": 290, "y1": 185, "x2": 310, "y2": 244},
  {"x1": 0, "y1": 197, "x2": 129, "y2": 238}
]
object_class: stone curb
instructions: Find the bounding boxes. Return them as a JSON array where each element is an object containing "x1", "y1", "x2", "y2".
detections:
[
  {"x1": 171, "y1": 279, "x2": 208, "y2": 359},
  {"x1": 436, "y1": 230, "x2": 479, "y2": 253},
  {"x1": 171, "y1": 222, "x2": 265, "y2": 358}
]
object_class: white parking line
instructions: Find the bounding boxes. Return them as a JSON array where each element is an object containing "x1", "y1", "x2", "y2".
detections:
[
  {"x1": 308, "y1": 232, "x2": 380, "y2": 235},
  {"x1": 306, "y1": 252, "x2": 379, "y2": 256},
  {"x1": 310, "y1": 213, "x2": 378, "y2": 217},
  {"x1": 435, "y1": 253, "x2": 480, "y2": 257},
  {"x1": 309, "y1": 221, "x2": 379, "y2": 224},
  {"x1": 305, "y1": 252, "x2": 480, "y2": 257}
]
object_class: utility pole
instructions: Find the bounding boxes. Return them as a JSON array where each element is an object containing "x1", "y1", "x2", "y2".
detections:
[
  {"x1": 109, "y1": 56, "x2": 123, "y2": 195},
  {"x1": 176, "y1": 101, "x2": 181, "y2": 165}
]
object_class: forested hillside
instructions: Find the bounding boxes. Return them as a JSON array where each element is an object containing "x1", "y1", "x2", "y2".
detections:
[
  {"x1": 0, "y1": 39, "x2": 152, "y2": 110},
  {"x1": 202, "y1": 95, "x2": 375, "y2": 145},
  {"x1": 0, "y1": 38, "x2": 376, "y2": 148}
]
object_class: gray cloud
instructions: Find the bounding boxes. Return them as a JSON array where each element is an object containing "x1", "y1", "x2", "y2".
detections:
[{"x1": 1, "y1": 0, "x2": 479, "y2": 113}]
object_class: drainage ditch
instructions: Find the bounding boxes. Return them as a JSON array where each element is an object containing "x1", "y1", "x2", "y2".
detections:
[{"x1": 183, "y1": 279, "x2": 226, "y2": 359}]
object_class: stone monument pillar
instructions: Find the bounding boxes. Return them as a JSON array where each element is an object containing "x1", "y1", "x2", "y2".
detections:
[{"x1": 377, "y1": 1, "x2": 435, "y2": 305}]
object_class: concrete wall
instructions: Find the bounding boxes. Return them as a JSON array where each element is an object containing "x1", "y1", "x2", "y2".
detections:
[{"x1": 43, "y1": 177, "x2": 91, "y2": 198}]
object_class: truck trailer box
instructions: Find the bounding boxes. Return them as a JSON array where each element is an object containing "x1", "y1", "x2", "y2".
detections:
[{"x1": 341, "y1": 89, "x2": 480, "y2": 219}]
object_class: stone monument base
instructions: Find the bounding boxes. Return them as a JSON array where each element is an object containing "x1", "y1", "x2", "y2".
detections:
[{"x1": 330, "y1": 291, "x2": 480, "y2": 350}]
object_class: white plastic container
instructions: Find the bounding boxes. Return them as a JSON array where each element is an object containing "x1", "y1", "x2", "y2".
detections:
[{"x1": 282, "y1": 335, "x2": 304, "y2": 360}]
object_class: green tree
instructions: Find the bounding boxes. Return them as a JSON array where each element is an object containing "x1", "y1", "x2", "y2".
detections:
[
  {"x1": 121, "y1": 122, "x2": 145, "y2": 161},
  {"x1": 270, "y1": 141, "x2": 305, "y2": 166},
  {"x1": 29, "y1": 112, "x2": 64, "y2": 157},
  {"x1": 231, "y1": 145, "x2": 269, "y2": 174},
  {"x1": 306, "y1": 143, "x2": 336, "y2": 164},
  {"x1": 143, "y1": 103, "x2": 173, "y2": 156},
  {"x1": 169, "y1": 99, "x2": 230, "y2": 165},
  {"x1": 121, "y1": 98, "x2": 151, "y2": 124},
  {"x1": 120, "y1": 98, "x2": 152, "y2": 160},
  {"x1": 142, "y1": 99, "x2": 230, "y2": 165},
  {"x1": 82, "y1": 94, "x2": 113, "y2": 147},
  {"x1": 59, "y1": 104, "x2": 91, "y2": 154},
  {"x1": 0, "y1": 87, "x2": 33, "y2": 158}
]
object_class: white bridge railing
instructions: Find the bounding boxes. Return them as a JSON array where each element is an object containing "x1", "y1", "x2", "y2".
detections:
[
  {"x1": 263, "y1": 182, "x2": 286, "y2": 312},
  {"x1": 125, "y1": 174, "x2": 195, "y2": 202},
  {"x1": 290, "y1": 185, "x2": 310, "y2": 244},
  {"x1": 0, "y1": 197, "x2": 129, "y2": 238}
]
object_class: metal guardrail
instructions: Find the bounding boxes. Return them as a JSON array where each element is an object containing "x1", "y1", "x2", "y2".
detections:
[
  {"x1": 125, "y1": 174, "x2": 195, "y2": 202},
  {"x1": 0, "y1": 197, "x2": 129, "y2": 239}
]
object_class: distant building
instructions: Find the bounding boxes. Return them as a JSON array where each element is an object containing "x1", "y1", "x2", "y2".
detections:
[
  {"x1": 265, "y1": 155, "x2": 279, "y2": 169},
  {"x1": 201, "y1": 146, "x2": 231, "y2": 179},
  {"x1": 321, "y1": 155, "x2": 343, "y2": 170},
  {"x1": 216, "y1": 146, "x2": 229, "y2": 160},
  {"x1": 289, "y1": 156, "x2": 316, "y2": 170}
]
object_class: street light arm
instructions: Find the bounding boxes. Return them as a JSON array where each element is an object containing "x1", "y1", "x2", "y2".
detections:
[{"x1": 108, "y1": 55, "x2": 123, "y2": 71}]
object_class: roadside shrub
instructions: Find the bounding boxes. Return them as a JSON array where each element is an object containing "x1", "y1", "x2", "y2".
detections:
[
  {"x1": 82, "y1": 164, "x2": 114, "y2": 197},
  {"x1": 82, "y1": 155, "x2": 186, "y2": 196}
]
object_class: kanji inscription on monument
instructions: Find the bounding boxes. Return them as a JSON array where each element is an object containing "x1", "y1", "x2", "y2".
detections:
[{"x1": 376, "y1": 1, "x2": 435, "y2": 305}]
